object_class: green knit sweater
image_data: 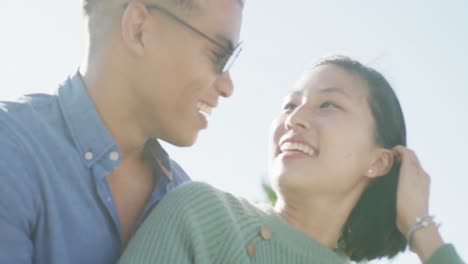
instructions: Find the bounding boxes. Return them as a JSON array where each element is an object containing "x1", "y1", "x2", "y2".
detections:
[{"x1": 119, "y1": 182, "x2": 463, "y2": 264}]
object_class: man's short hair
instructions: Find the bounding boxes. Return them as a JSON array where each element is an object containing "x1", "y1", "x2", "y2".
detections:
[
  {"x1": 82, "y1": 0, "x2": 199, "y2": 17},
  {"x1": 81, "y1": 0, "x2": 243, "y2": 49}
]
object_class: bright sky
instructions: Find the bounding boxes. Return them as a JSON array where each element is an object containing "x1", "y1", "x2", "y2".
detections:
[{"x1": 2, "y1": 0, "x2": 467, "y2": 263}]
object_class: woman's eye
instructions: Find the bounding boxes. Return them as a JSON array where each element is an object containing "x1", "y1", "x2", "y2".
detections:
[
  {"x1": 320, "y1": 101, "x2": 339, "y2": 109},
  {"x1": 283, "y1": 103, "x2": 297, "y2": 111}
]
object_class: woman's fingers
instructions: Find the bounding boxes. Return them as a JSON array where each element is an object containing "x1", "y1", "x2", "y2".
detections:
[
  {"x1": 392, "y1": 145, "x2": 431, "y2": 234},
  {"x1": 393, "y1": 145, "x2": 421, "y2": 168}
]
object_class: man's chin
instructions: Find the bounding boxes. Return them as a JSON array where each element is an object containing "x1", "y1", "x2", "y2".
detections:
[{"x1": 165, "y1": 133, "x2": 199, "y2": 148}]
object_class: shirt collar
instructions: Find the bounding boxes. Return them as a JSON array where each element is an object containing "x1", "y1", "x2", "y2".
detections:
[
  {"x1": 58, "y1": 72, "x2": 116, "y2": 168},
  {"x1": 58, "y1": 71, "x2": 172, "y2": 181},
  {"x1": 143, "y1": 138, "x2": 173, "y2": 181}
]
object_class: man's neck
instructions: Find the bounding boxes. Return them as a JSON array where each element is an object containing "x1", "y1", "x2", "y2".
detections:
[{"x1": 79, "y1": 58, "x2": 148, "y2": 158}]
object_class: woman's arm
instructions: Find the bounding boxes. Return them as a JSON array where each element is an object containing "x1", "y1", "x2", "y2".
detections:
[
  {"x1": 393, "y1": 146, "x2": 464, "y2": 264},
  {"x1": 118, "y1": 183, "x2": 197, "y2": 264}
]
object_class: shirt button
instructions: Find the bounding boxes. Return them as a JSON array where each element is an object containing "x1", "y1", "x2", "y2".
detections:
[
  {"x1": 246, "y1": 242, "x2": 256, "y2": 257},
  {"x1": 109, "y1": 151, "x2": 119, "y2": 161},
  {"x1": 84, "y1": 152, "x2": 94, "y2": 161},
  {"x1": 260, "y1": 225, "x2": 273, "y2": 240},
  {"x1": 107, "y1": 197, "x2": 112, "y2": 202}
]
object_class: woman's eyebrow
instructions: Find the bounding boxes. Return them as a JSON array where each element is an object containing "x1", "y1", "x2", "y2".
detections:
[
  {"x1": 287, "y1": 90, "x2": 303, "y2": 97},
  {"x1": 319, "y1": 87, "x2": 351, "y2": 98}
]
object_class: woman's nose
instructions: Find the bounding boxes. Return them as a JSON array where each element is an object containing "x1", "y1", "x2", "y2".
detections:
[{"x1": 285, "y1": 106, "x2": 311, "y2": 132}]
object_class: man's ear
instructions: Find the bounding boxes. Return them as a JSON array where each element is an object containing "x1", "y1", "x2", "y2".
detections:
[
  {"x1": 366, "y1": 148, "x2": 394, "y2": 179},
  {"x1": 121, "y1": 2, "x2": 149, "y2": 55}
]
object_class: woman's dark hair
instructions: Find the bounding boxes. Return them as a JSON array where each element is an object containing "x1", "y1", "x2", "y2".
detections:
[{"x1": 313, "y1": 55, "x2": 407, "y2": 261}]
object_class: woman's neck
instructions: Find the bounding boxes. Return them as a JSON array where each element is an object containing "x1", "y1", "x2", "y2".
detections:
[{"x1": 274, "y1": 189, "x2": 362, "y2": 249}]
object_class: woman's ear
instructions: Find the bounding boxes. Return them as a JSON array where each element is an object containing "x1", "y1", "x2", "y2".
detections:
[{"x1": 366, "y1": 148, "x2": 394, "y2": 178}]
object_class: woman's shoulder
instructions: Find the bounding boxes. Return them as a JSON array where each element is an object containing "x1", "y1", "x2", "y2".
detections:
[
  {"x1": 170, "y1": 181, "x2": 264, "y2": 210},
  {"x1": 164, "y1": 181, "x2": 270, "y2": 224},
  {"x1": 173, "y1": 181, "x2": 219, "y2": 192},
  {"x1": 165, "y1": 181, "x2": 230, "y2": 204}
]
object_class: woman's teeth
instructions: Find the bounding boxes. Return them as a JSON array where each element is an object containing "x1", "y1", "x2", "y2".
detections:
[
  {"x1": 280, "y1": 142, "x2": 316, "y2": 156},
  {"x1": 197, "y1": 102, "x2": 212, "y2": 116}
]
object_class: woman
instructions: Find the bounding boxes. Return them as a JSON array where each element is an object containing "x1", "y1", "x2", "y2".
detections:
[{"x1": 119, "y1": 56, "x2": 463, "y2": 263}]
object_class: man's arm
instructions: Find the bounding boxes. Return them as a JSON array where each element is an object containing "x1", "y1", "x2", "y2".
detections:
[{"x1": 0, "y1": 136, "x2": 36, "y2": 264}]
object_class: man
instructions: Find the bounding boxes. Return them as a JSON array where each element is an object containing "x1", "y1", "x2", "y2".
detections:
[{"x1": 0, "y1": 0, "x2": 243, "y2": 263}]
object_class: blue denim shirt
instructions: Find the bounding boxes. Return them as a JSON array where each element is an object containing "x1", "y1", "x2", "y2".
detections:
[{"x1": 0, "y1": 72, "x2": 191, "y2": 264}]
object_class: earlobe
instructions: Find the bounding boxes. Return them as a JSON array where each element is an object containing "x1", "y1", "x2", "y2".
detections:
[
  {"x1": 121, "y1": 2, "x2": 148, "y2": 55},
  {"x1": 367, "y1": 149, "x2": 394, "y2": 178}
]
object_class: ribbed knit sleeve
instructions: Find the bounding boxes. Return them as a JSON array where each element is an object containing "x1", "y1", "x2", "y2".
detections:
[
  {"x1": 119, "y1": 181, "x2": 252, "y2": 264},
  {"x1": 119, "y1": 182, "x2": 346, "y2": 264},
  {"x1": 424, "y1": 244, "x2": 464, "y2": 264},
  {"x1": 118, "y1": 182, "x2": 196, "y2": 264}
]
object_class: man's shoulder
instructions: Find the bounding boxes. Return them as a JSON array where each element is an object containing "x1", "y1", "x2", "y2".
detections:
[
  {"x1": 0, "y1": 93, "x2": 62, "y2": 167},
  {"x1": 0, "y1": 93, "x2": 59, "y2": 130}
]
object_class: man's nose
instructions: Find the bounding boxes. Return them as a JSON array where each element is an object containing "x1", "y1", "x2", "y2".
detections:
[{"x1": 214, "y1": 72, "x2": 234, "y2": 98}]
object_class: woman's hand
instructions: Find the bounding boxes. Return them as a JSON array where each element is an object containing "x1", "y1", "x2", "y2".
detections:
[
  {"x1": 393, "y1": 145, "x2": 430, "y2": 234},
  {"x1": 393, "y1": 145, "x2": 443, "y2": 262}
]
